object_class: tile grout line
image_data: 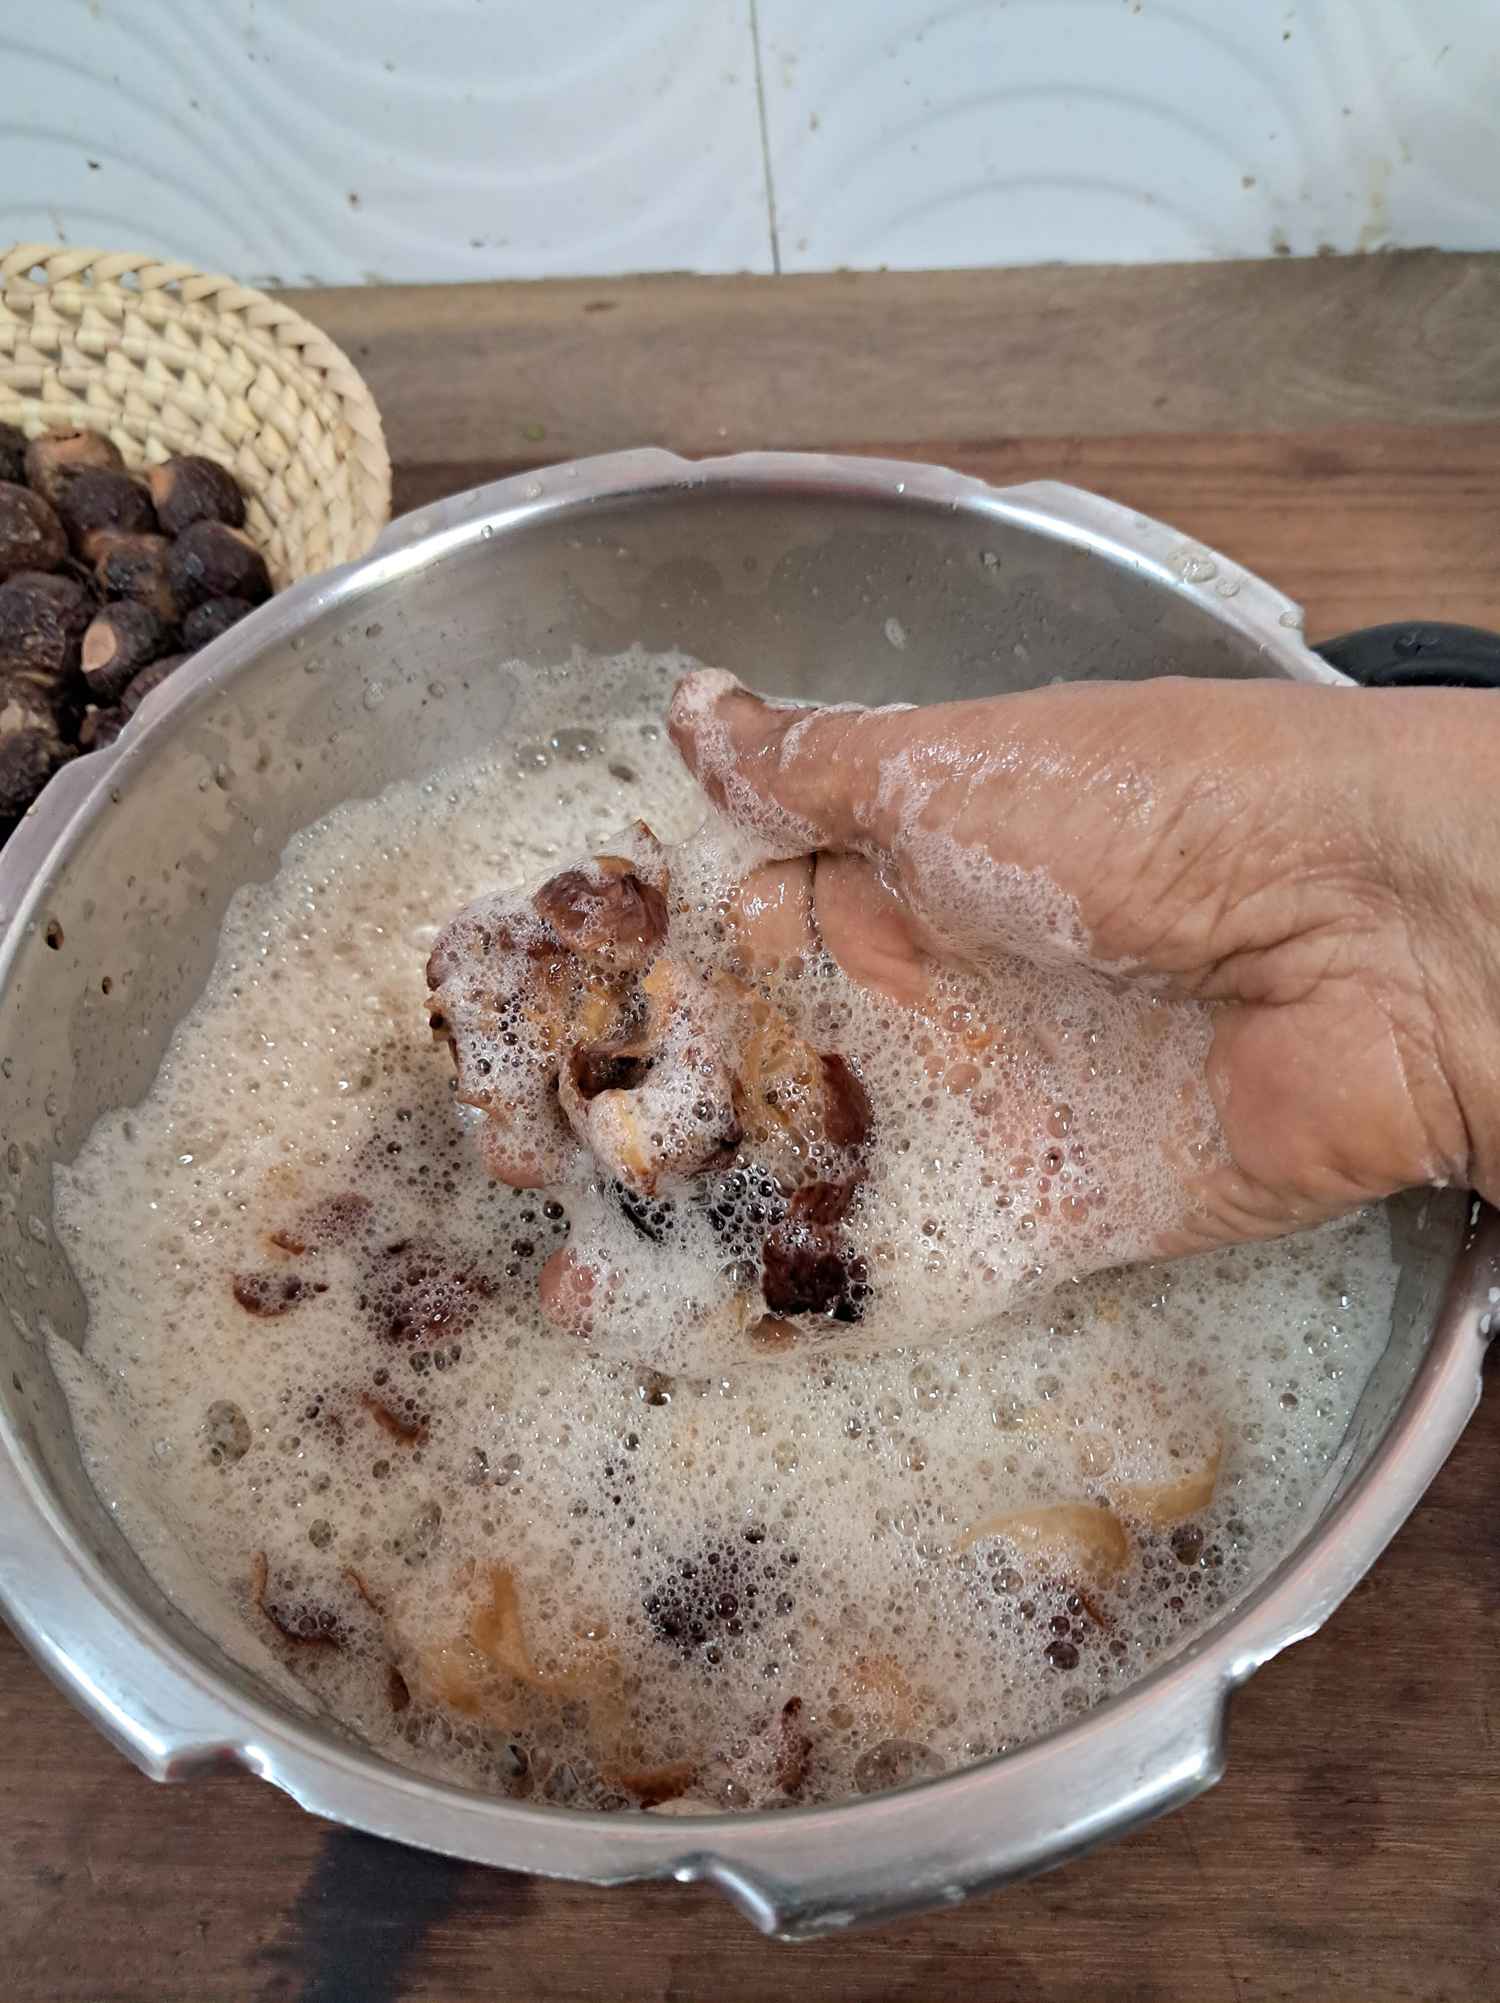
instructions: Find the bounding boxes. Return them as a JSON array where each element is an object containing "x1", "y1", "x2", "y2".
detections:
[{"x1": 748, "y1": 0, "x2": 782, "y2": 275}]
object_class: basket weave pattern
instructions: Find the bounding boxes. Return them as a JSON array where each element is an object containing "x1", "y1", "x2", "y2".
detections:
[{"x1": 0, "y1": 245, "x2": 390, "y2": 587}]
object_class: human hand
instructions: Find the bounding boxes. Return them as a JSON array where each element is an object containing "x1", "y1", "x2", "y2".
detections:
[{"x1": 669, "y1": 669, "x2": 1499, "y2": 1259}]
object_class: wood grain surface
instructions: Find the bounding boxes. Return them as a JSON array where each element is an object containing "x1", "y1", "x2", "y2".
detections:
[
  {"x1": 5, "y1": 253, "x2": 1500, "y2": 2002},
  {"x1": 300, "y1": 252, "x2": 1500, "y2": 471}
]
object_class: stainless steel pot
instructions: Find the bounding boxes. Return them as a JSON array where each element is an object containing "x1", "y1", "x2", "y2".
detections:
[{"x1": 0, "y1": 451, "x2": 1494, "y2": 1939}]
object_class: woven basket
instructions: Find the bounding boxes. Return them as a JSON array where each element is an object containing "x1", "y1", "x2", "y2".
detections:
[{"x1": 0, "y1": 245, "x2": 390, "y2": 588}]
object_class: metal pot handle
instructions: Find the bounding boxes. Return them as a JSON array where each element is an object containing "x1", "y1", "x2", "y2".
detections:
[
  {"x1": 657, "y1": 1669, "x2": 1228, "y2": 1938},
  {"x1": 1314, "y1": 621, "x2": 1500, "y2": 688}
]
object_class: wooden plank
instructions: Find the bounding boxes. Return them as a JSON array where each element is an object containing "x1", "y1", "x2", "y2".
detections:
[{"x1": 299, "y1": 253, "x2": 1500, "y2": 472}]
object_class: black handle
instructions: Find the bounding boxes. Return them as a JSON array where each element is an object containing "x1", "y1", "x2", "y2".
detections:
[{"x1": 1313, "y1": 621, "x2": 1500, "y2": 690}]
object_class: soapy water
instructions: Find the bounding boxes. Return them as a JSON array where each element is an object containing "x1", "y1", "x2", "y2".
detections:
[
  {"x1": 50, "y1": 648, "x2": 1398, "y2": 1812},
  {"x1": 428, "y1": 675, "x2": 1221, "y2": 1370}
]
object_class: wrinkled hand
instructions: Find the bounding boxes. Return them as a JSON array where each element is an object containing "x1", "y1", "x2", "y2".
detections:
[{"x1": 670, "y1": 670, "x2": 1500, "y2": 1257}]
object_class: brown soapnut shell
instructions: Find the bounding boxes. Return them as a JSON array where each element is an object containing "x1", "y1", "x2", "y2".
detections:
[
  {"x1": 0, "y1": 570, "x2": 95, "y2": 691},
  {"x1": 0, "y1": 483, "x2": 67, "y2": 583},
  {"x1": 532, "y1": 856, "x2": 669, "y2": 968},
  {"x1": 953, "y1": 1501, "x2": 1132, "y2": 1583},
  {"x1": 757, "y1": 1179, "x2": 867, "y2": 1326},
  {"x1": 424, "y1": 898, "x2": 515, "y2": 996},
  {"x1": 56, "y1": 468, "x2": 157, "y2": 552},
  {"x1": 0, "y1": 680, "x2": 64, "y2": 738},
  {"x1": 232, "y1": 1270, "x2": 323, "y2": 1316},
  {"x1": 0, "y1": 727, "x2": 59, "y2": 818},
  {"x1": 733, "y1": 993, "x2": 873, "y2": 1185},
  {"x1": 361, "y1": 1391, "x2": 429, "y2": 1446},
  {"x1": 760, "y1": 1231, "x2": 849, "y2": 1319},
  {"x1": 82, "y1": 602, "x2": 168, "y2": 703},
  {"x1": 424, "y1": 899, "x2": 584, "y2": 1188},
  {"x1": 559, "y1": 955, "x2": 743, "y2": 1189},
  {"x1": 775, "y1": 1694, "x2": 814, "y2": 1796},
  {"x1": 0, "y1": 422, "x2": 25, "y2": 486},
  {"x1": 1109, "y1": 1434, "x2": 1223, "y2": 1527},
  {"x1": 77, "y1": 703, "x2": 126, "y2": 752},
  {"x1": 426, "y1": 851, "x2": 672, "y2": 1190},
  {"x1": 24, "y1": 428, "x2": 124, "y2": 507},
  {"x1": 818, "y1": 1052, "x2": 875, "y2": 1151},
  {"x1": 148, "y1": 454, "x2": 246, "y2": 536},
  {"x1": 605, "y1": 1760, "x2": 699, "y2": 1808},
  {"x1": 749, "y1": 1313, "x2": 801, "y2": 1351},
  {"x1": 846, "y1": 1650, "x2": 919, "y2": 1733},
  {"x1": 166, "y1": 519, "x2": 271, "y2": 611},
  {"x1": 1014, "y1": 1401, "x2": 1224, "y2": 1529},
  {"x1": 181, "y1": 595, "x2": 253, "y2": 651},
  {"x1": 433, "y1": 830, "x2": 880, "y2": 1320},
  {"x1": 93, "y1": 531, "x2": 178, "y2": 623},
  {"x1": 414, "y1": 1565, "x2": 620, "y2": 1728},
  {"x1": 358, "y1": 1232, "x2": 493, "y2": 1347},
  {"x1": 249, "y1": 1550, "x2": 348, "y2": 1650},
  {"x1": 565, "y1": 1036, "x2": 652, "y2": 1101},
  {"x1": 270, "y1": 1188, "x2": 373, "y2": 1255},
  {"x1": 561, "y1": 1009, "x2": 742, "y2": 1194},
  {"x1": 0, "y1": 682, "x2": 66, "y2": 817},
  {"x1": 120, "y1": 653, "x2": 190, "y2": 716},
  {"x1": 784, "y1": 1178, "x2": 858, "y2": 1228}
]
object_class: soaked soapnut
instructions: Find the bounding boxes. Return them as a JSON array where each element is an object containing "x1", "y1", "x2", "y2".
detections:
[
  {"x1": 203, "y1": 1399, "x2": 251, "y2": 1463},
  {"x1": 532, "y1": 853, "x2": 669, "y2": 968},
  {"x1": 852, "y1": 1737, "x2": 944, "y2": 1794},
  {"x1": 249, "y1": 1551, "x2": 348, "y2": 1649},
  {"x1": 360, "y1": 1235, "x2": 493, "y2": 1345},
  {"x1": 775, "y1": 1694, "x2": 814, "y2": 1796},
  {"x1": 231, "y1": 1269, "x2": 325, "y2": 1316},
  {"x1": 954, "y1": 1501, "x2": 1131, "y2": 1584},
  {"x1": 430, "y1": 824, "x2": 877, "y2": 1335}
]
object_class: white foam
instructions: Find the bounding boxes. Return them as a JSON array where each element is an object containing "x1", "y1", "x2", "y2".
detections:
[
  {"x1": 427, "y1": 786, "x2": 1224, "y2": 1370},
  {"x1": 50, "y1": 647, "x2": 1399, "y2": 1813},
  {"x1": 668, "y1": 669, "x2": 822, "y2": 859}
]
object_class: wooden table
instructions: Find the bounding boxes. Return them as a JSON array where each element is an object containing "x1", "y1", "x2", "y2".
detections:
[{"x1": 6, "y1": 252, "x2": 1500, "y2": 2002}]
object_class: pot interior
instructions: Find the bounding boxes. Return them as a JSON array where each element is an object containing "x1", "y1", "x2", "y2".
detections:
[{"x1": 0, "y1": 468, "x2": 1467, "y2": 1787}]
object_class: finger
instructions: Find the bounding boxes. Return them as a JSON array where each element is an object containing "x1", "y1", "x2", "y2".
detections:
[
  {"x1": 669, "y1": 671, "x2": 1104, "y2": 892},
  {"x1": 812, "y1": 852, "x2": 939, "y2": 1011},
  {"x1": 668, "y1": 670, "x2": 907, "y2": 855},
  {"x1": 726, "y1": 856, "x2": 816, "y2": 971}
]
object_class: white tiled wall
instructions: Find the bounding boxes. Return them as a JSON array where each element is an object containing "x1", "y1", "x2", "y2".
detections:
[{"x1": 3, "y1": 0, "x2": 1496, "y2": 284}]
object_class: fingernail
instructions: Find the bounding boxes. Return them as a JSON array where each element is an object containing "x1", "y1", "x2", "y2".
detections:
[{"x1": 668, "y1": 667, "x2": 746, "y2": 732}]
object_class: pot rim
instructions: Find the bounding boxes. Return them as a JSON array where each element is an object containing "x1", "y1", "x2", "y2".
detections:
[{"x1": 0, "y1": 448, "x2": 1492, "y2": 1939}]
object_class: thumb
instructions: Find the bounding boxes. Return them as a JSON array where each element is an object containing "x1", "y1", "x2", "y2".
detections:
[
  {"x1": 667, "y1": 669, "x2": 1232, "y2": 977},
  {"x1": 667, "y1": 670, "x2": 904, "y2": 856}
]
